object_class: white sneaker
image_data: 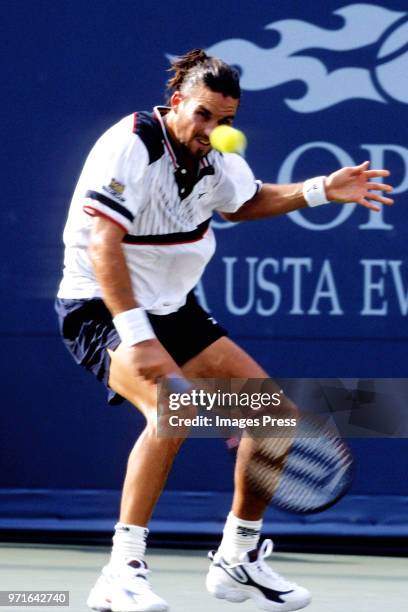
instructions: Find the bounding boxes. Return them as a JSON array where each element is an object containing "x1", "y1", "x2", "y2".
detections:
[
  {"x1": 87, "y1": 560, "x2": 169, "y2": 612},
  {"x1": 206, "y1": 540, "x2": 311, "y2": 612},
  {"x1": 86, "y1": 565, "x2": 113, "y2": 611}
]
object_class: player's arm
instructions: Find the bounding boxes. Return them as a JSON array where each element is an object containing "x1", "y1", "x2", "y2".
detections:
[
  {"x1": 221, "y1": 161, "x2": 394, "y2": 222},
  {"x1": 88, "y1": 216, "x2": 177, "y2": 381},
  {"x1": 89, "y1": 216, "x2": 136, "y2": 315}
]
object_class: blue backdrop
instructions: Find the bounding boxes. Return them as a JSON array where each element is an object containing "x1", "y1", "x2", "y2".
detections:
[{"x1": 1, "y1": 0, "x2": 407, "y2": 541}]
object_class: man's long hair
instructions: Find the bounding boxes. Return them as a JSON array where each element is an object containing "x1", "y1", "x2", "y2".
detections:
[{"x1": 166, "y1": 48, "x2": 241, "y2": 102}]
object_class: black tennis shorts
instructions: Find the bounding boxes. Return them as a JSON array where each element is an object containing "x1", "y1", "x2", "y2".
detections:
[{"x1": 55, "y1": 291, "x2": 227, "y2": 405}]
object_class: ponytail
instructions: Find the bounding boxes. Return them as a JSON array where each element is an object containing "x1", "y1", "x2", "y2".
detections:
[
  {"x1": 167, "y1": 49, "x2": 209, "y2": 91},
  {"x1": 166, "y1": 48, "x2": 240, "y2": 101}
]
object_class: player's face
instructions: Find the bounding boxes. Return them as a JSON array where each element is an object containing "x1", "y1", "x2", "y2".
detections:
[{"x1": 167, "y1": 84, "x2": 239, "y2": 158}]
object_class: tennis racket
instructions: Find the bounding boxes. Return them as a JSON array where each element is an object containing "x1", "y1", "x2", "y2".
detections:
[
  {"x1": 228, "y1": 413, "x2": 353, "y2": 514},
  {"x1": 162, "y1": 376, "x2": 353, "y2": 514}
]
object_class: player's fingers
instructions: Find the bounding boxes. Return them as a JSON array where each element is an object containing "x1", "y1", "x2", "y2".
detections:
[
  {"x1": 365, "y1": 192, "x2": 394, "y2": 205},
  {"x1": 353, "y1": 160, "x2": 370, "y2": 171},
  {"x1": 366, "y1": 182, "x2": 393, "y2": 192},
  {"x1": 357, "y1": 198, "x2": 380, "y2": 211},
  {"x1": 364, "y1": 169, "x2": 390, "y2": 178}
]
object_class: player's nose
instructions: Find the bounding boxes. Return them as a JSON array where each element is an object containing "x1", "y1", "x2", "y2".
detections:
[{"x1": 204, "y1": 123, "x2": 218, "y2": 137}]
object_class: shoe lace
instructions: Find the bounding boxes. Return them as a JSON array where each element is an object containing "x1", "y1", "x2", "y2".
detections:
[
  {"x1": 249, "y1": 540, "x2": 295, "y2": 587},
  {"x1": 251, "y1": 540, "x2": 278, "y2": 575},
  {"x1": 209, "y1": 540, "x2": 295, "y2": 588},
  {"x1": 215, "y1": 540, "x2": 293, "y2": 587}
]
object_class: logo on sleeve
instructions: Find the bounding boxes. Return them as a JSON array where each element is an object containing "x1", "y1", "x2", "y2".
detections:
[{"x1": 103, "y1": 178, "x2": 126, "y2": 201}]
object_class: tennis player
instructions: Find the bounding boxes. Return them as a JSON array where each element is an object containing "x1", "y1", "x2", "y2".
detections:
[{"x1": 55, "y1": 49, "x2": 393, "y2": 612}]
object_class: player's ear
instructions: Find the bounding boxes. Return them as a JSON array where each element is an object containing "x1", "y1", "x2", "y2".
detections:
[{"x1": 170, "y1": 91, "x2": 184, "y2": 113}]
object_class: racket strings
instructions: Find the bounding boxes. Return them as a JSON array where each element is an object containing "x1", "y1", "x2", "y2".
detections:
[
  {"x1": 287, "y1": 440, "x2": 350, "y2": 480},
  {"x1": 245, "y1": 419, "x2": 353, "y2": 513},
  {"x1": 293, "y1": 430, "x2": 347, "y2": 462}
]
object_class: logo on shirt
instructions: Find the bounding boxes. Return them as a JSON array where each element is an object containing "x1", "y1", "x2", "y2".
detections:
[{"x1": 103, "y1": 178, "x2": 126, "y2": 201}]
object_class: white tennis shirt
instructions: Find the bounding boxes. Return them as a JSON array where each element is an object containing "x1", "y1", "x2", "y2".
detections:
[{"x1": 57, "y1": 107, "x2": 261, "y2": 315}]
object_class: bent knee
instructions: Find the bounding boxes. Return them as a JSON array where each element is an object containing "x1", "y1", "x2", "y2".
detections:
[{"x1": 143, "y1": 420, "x2": 187, "y2": 450}]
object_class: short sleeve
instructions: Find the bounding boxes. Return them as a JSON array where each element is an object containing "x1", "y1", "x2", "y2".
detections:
[
  {"x1": 81, "y1": 115, "x2": 149, "y2": 232},
  {"x1": 214, "y1": 153, "x2": 262, "y2": 214}
]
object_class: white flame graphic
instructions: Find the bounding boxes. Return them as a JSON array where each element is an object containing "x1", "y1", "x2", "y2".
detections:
[{"x1": 169, "y1": 4, "x2": 408, "y2": 113}]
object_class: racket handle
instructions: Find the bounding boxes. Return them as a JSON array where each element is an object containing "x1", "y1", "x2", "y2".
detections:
[{"x1": 163, "y1": 373, "x2": 194, "y2": 395}]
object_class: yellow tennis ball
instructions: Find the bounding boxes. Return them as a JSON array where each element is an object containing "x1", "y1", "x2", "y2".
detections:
[{"x1": 210, "y1": 125, "x2": 247, "y2": 154}]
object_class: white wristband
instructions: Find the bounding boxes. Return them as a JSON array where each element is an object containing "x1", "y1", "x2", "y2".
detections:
[
  {"x1": 302, "y1": 176, "x2": 328, "y2": 207},
  {"x1": 113, "y1": 307, "x2": 156, "y2": 346}
]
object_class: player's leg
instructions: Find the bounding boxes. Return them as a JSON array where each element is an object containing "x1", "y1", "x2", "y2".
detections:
[
  {"x1": 182, "y1": 335, "x2": 295, "y2": 521},
  {"x1": 88, "y1": 345, "x2": 185, "y2": 612},
  {"x1": 107, "y1": 344, "x2": 186, "y2": 527},
  {"x1": 182, "y1": 337, "x2": 311, "y2": 611}
]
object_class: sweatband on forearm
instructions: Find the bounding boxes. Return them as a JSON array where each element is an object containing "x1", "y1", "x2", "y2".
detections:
[
  {"x1": 113, "y1": 307, "x2": 156, "y2": 346},
  {"x1": 302, "y1": 176, "x2": 328, "y2": 207}
]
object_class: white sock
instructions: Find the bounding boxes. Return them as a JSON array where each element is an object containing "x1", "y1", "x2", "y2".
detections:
[
  {"x1": 218, "y1": 512, "x2": 262, "y2": 563},
  {"x1": 110, "y1": 522, "x2": 149, "y2": 566}
]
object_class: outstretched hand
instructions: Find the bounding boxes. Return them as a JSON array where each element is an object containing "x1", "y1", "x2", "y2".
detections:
[{"x1": 325, "y1": 161, "x2": 394, "y2": 212}]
